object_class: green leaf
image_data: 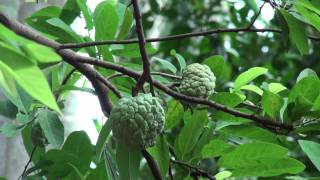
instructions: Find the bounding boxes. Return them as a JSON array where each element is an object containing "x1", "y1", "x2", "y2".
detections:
[
  {"x1": 62, "y1": 131, "x2": 92, "y2": 174},
  {"x1": 153, "y1": 57, "x2": 177, "y2": 74},
  {"x1": 0, "y1": 100, "x2": 18, "y2": 118},
  {"x1": 280, "y1": 10, "x2": 309, "y2": 55},
  {"x1": 295, "y1": 0, "x2": 320, "y2": 14},
  {"x1": 170, "y1": 49, "x2": 187, "y2": 73},
  {"x1": 116, "y1": 142, "x2": 141, "y2": 180},
  {"x1": 46, "y1": 17, "x2": 82, "y2": 41},
  {"x1": 148, "y1": 136, "x2": 170, "y2": 178},
  {"x1": 94, "y1": 1, "x2": 118, "y2": 61},
  {"x1": 201, "y1": 139, "x2": 235, "y2": 158},
  {"x1": 297, "y1": 68, "x2": 318, "y2": 82},
  {"x1": 210, "y1": 92, "x2": 243, "y2": 107},
  {"x1": 22, "y1": 124, "x2": 46, "y2": 163},
  {"x1": 213, "y1": 109, "x2": 252, "y2": 130},
  {"x1": 241, "y1": 84, "x2": 263, "y2": 96},
  {"x1": 177, "y1": 110, "x2": 208, "y2": 157},
  {"x1": 234, "y1": 67, "x2": 268, "y2": 90},
  {"x1": 76, "y1": 0, "x2": 94, "y2": 30},
  {"x1": 295, "y1": 4, "x2": 320, "y2": 32},
  {"x1": 164, "y1": 99, "x2": 184, "y2": 130},
  {"x1": 117, "y1": 8, "x2": 133, "y2": 40},
  {"x1": 23, "y1": 43, "x2": 61, "y2": 64},
  {"x1": 262, "y1": 90, "x2": 283, "y2": 118},
  {"x1": 298, "y1": 140, "x2": 320, "y2": 171},
  {"x1": 86, "y1": 162, "x2": 108, "y2": 180},
  {"x1": 110, "y1": 43, "x2": 157, "y2": 58},
  {"x1": 218, "y1": 142, "x2": 305, "y2": 177},
  {"x1": 202, "y1": 55, "x2": 225, "y2": 79},
  {"x1": 288, "y1": 76, "x2": 320, "y2": 104},
  {"x1": 96, "y1": 119, "x2": 113, "y2": 161},
  {"x1": 221, "y1": 125, "x2": 279, "y2": 144},
  {"x1": 268, "y1": 83, "x2": 287, "y2": 94},
  {"x1": 60, "y1": 0, "x2": 81, "y2": 25},
  {"x1": 0, "y1": 42, "x2": 60, "y2": 112},
  {"x1": 43, "y1": 149, "x2": 80, "y2": 179},
  {"x1": 214, "y1": 171, "x2": 232, "y2": 180},
  {"x1": 38, "y1": 109, "x2": 64, "y2": 148},
  {"x1": 0, "y1": 123, "x2": 20, "y2": 137}
]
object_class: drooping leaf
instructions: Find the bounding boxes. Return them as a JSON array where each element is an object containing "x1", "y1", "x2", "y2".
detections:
[
  {"x1": 96, "y1": 119, "x2": 113, "y2": 161},
  {"x1": 298, "y1": 140, "x2": 320, "y2": 171},
  {"x1": 148, "y1": 136, "x2": 170, "y2": 178},
  {"x1": 170, "y1": 49, "x2": 187, "y2": 73},
  {"x1": 62, "y1": 131, "x2": 92, "y2": 174},
  {"x1": 202, "y1": 55, "x2": 225, "y2": 79},
  {"x1": 22, "y1": 43, "x2": 61, "y2": 64},
  {"x1": 94, "y1": 1, "x2": 119, "y2": 61},
  {"x1": 38, "y1": 109, "x2": 64, "y2": 148},
  {"x1": 164, "y1": 99, "x2": 184, "y2": 130},
  {"x1": 294, "y1": 3, "x2": 320, "y2": 31},
  {"x1": 116, "y1": 142, "x2": 141, "y2": 180},
  {"x1": 0, "y1": 42, "x2": 60, "y2": 112},
  {"x1": 176, "y1": 110, "x2": 208, "y2": 157},
  {"x1": 280, "y1": 10, "x2": 309, "y2": 55},
  {"x1": 76, "y1": 0, "x2": 94, "y2": 30},
  {"x1": 262, "y1": 90, "x2": 283, "y2": 118},
  {"x1": 117, "y1": 8, "x2": 133, "y2": 40}
]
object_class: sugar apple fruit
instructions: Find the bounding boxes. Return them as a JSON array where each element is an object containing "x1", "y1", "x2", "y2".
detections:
[
  {"x1": 178, "y1": 63, "x2": 216, "y2": 98},
  {"x1": 110, "y1": 94, "x2": 165, "y2": 149}
]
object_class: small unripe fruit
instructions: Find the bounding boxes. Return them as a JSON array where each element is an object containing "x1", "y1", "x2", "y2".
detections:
[
  {"x1": 178, "y1": 63, "x2": 216, "y2": 98},
  {"x1": 110, "y1": 94, "x2": 165, "y2": 149}
]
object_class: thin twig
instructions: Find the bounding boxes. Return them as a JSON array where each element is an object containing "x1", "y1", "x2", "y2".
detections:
[
  {"x1": 18, "y1": 146, "x2": 37, "y2": 180},
  {"x1": 61, "y1": 68, "x2": 77, "y2": 86},
  {"x1": 131, "y1": 0, "x2": 155, "y2": 96},
  {"x1": 169, "y1": 163, "x2": 174, "y2": 180},
  {"x1": 96, "y1": 75, "x2": 123, "y2": 98},
  {"x1": 142, "y1": 150, "x2": 163, "y2": 180},
  {"x1": 58, "y1": 28, "x2": 320, "y2": 49},
  {"x1": 151, "y1": 72, "x2": 182, "y2": 80},
  {"x1": 170, "y1": 159, "x2": 215, "y2": 180},
  {"x1": 247, "y1": 1, "x2": 267, "y2": 29}
]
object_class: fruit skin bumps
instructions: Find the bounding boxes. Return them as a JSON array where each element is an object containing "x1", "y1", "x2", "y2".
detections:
[
  {"x1": 110, "y1": 94, "x2": 165, "y2": 149},
  {"x1": 178, "y1": 63, "x2": 216, "y2": 98}
]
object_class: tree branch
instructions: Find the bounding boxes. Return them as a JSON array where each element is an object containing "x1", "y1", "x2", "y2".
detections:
[
  {"x1": 18, "y1": 146, "x2": 37, "y2": 180},
  {"x1": 0, "y1": 12, "x2": 114, "y2": 115},
  {"x1": 73, "y1": 58, "x2": 293, "y2": 130},
  {"x1": 131, "y1": 0, "x2": 155, "y2": 96},
  {"x1": 170, "y1": 159, "x2": 215, "y2": 180},
  {"x1": 58, "y1": 28, "x2": 320, "y2": 49},
  {"x1": 142, "y1": 150, "x2": 163, "y2": 180},
  {"x1": 247, "y1": 1, "x2": 267, "y2": 29}
]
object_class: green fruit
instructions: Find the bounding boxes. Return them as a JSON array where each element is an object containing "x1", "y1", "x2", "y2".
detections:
[
  {"x1": 110, "y1": 94, "x2": 165, "y2": 149},
  {"x1": 178, "y1": 63, "x2": 216, "y2": 98}
]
